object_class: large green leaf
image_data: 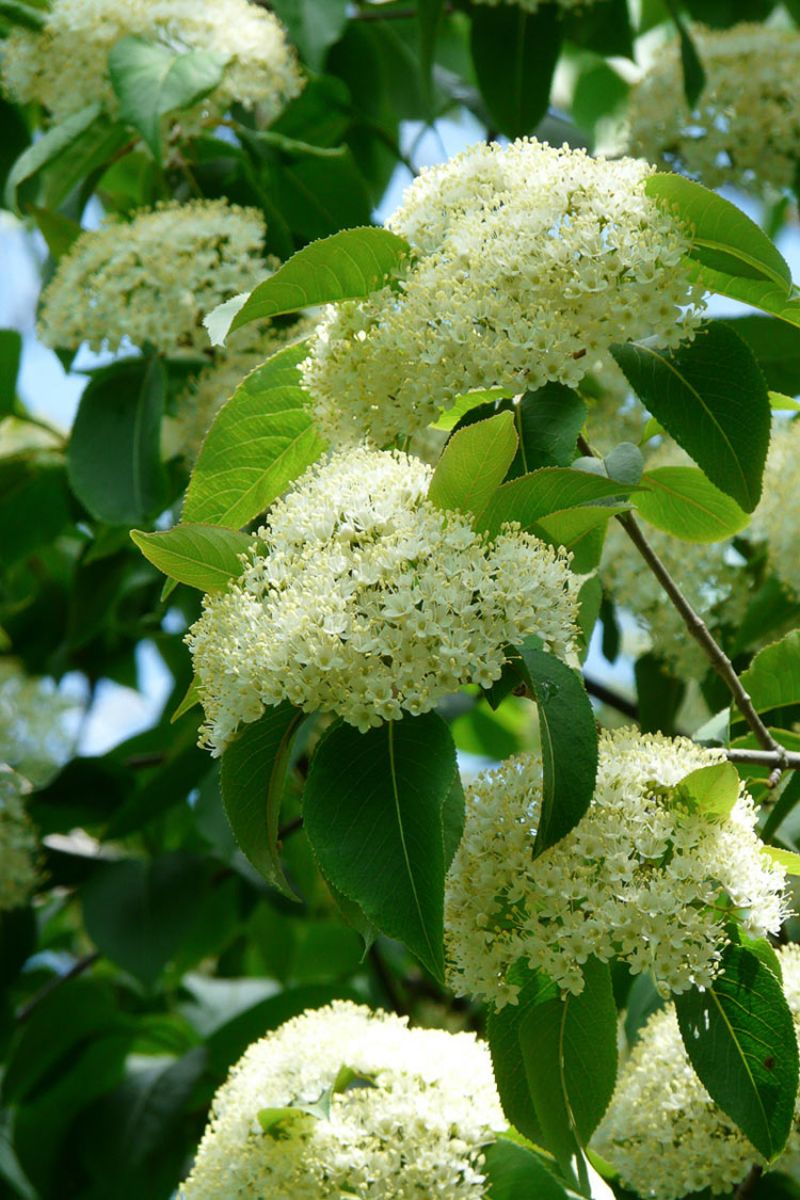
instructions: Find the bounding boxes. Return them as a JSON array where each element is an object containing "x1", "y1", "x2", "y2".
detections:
[
  {"x1": 182, "y1": 372, "x2": 324, "y2": 529},
  {"x1": 470, "y1": 4, "x2": 562, "y2": 139},
  {"x1": 220, "y1": 703, "x2": 304, "y2": 900},
  {"x1": 515, "y1": 645, "x2": 597, "y2": 855},
  {"x1": 487, "y1": 966, "x2": 547, "y2": 1146},
  {"x1": 0, "y1": 455, "x2": 72, "y2": 567},
  {"x1": 270, "y1": 0, "x2": 349, "y2": 70},
  {"x1": 206, "y1": 226, "x2": 410, "y2": 344},
  {"x1": 691, "y1": 265, "x2": 800, "y2": 332},
  {"x1": 611, "y1": 324, "x2": 770, "y2": 513},
  {"x1": 508, "y1": 385, "x2": 587, "y2": 477},
  {"x1": 636, "y1": 466, "x2": 749, "y2": 543},
  {"x1": 303, "y1": 713, "x2": 459, "y2": 982},
  {"x1": 717, "y1": 316, "x2": 800, "y2": 396},
  {"x1": 427, "y1": 411, "x2": 518, "y2": 520},
  {"x1": 130, "y1": 525, "x2": 252, "y2": 591},
  {"x1": 67, "y1": 357, "x2": 166, "y2": 525},
  {"x1": 476, "y1": 467, "x2": 634, "y2": 540},
  {"x1": 519, "y1": 958, "x2": 618, "y2": 1191},
  {"x1": 109, "y1": 36, "x2": 225, "y2": 162},
  {"x1": 484, "y1": 1137, "x2": 572, "y2": 1200},
  {"x1": 534, "y1": 505, "x2": 627, "y2": 574},
  {"x1": 675, "y1": 943, "x2": 799, "y2": 1161},
  {"x1": 645, "y1": 174, "x2": 791, "y2": 291},
  {"x1": 740, "y1": 631, "x2": 800, "y2": 715}
]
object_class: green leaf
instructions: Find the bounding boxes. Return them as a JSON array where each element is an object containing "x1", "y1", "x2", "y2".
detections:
[
  {"x1": 484, "y1": 1137, "x2": 572, "y2": 1200},
  {"x1": 508, "y1": 385, "x2": 587, "y2": 477},
  {"x1": 535, "y1": 505, "x2": 627, "y2": 574},
  {"x1": 718, "y1": 316, "x2": 800, "y2": 396},
  {"x1": 206, "y1": 226, "x2": 410, "y2": 344},
  {"x1": 611, "y1": 324, "x2": 770, "y2": 513},
  {"x1": 182, "y1": 375, "x2": 324, "y2": 529},
  {"x1": 171, "y1": 678, "x2": 200, "y2": 724},
  {"x1": 487, "y1": 966, "x2": 547, "y2": 1146},
  {"x1": 763, "y1": 846, "x2": 800, "y2": 877},
  {"x1": 417, "y1": 0, "x2": 445, "y2": 108},
  {"x1": 270, "y1": 0, "x2": 348, "y2": 70},
  {"x1": 258, "y1": 1105, "x2": 315, "y2": 1139},
  {"x1": 109, "y1": 36, "x2": 225, "y2": 163},
  {"x1": 428, "y1": 411, "x2": 518, "y2": 520},
  {"x1": 0, "y1": 0, "x2": 45, "y2": 29},
  {"x1": 130, "y1": 525, "x2": 252, "y2": 591},
  {"x1": 304, "y1": 713, "x2": 458, "y2": 982},
  {"x1": 519, "y1": 958, "x2": 618, "y2": 1189},
  {"x1": 470, "y1": 4, "x2": 562, "y2": 139},
  {"x1": 220, "y1": 704, "x2": 304, "y2": 901},
  {"x1": 634, "y1": 653, "x2": 685, "y2": 737},
  {"x1": 67, "y1": 357, "x2": 166, "y2": 525},
  {"x1": 476, "y1": 467, "x2": 634, "y2": 540},
  {"x1": 636, "y1": 466, "x2": 749, "y2": 543},
  {"x1": 740, "y1": 631, "x2": 800, "y2": 715},
  {"x1": 430, "y1": 388, "x2": 517, "y2": 432},
  {"x1": 691, "y1": 265, "x2": 800, "y2": 332},
  {"x1": 645, "y1": 174, "x2": 791, "y2": 291},
  {"x1": 770, "y1": 392, "x2": 800, "y2": 411},
  {"x1": 0, "y1": 329, "x2": 22, "y2": 416},
  {"x1": 666, "y1": 1, "x2": 706, "y2": 106},
  {"x1": 514, "y1": 646, "x2": 598, "y2": 855},
  {"x1": 674, "y1": 761, "x2": 740, "y2": 818},
  {"x1": 675, "y1": 943, "x2": 799, "y2": 1161}
]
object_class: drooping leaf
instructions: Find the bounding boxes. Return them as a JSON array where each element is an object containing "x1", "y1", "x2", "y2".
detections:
[
  {"x1": 427, "y1": 411, "x2": 518, "y2": 520},
  {"x1": 675, "y1": 943, "x2": 799, "y2": 1161},
  {"x1": 67, "y1": 357, "x2": 166, "y2": 525},
  {"x1": 718, "y1": 316, "x2": 800, "y2": 396},
  {"x1": 130, "y1": 525, "x2": 252, "y2": 591},
  {"x1": 476, "y1": 467, "x2": 634, "y2": 540},
  {"x1": 109, "y1": 36, "x2": 225, "y2": 162},
  {"x1": 303, "y1": 713, "x2": 458, "y2": 982},
  {"x1": 484, "y1": 1137, "x2": 573, "y2": 1200},
  {"x1": 220, "y1": 703, "x2": 304, "y2": 900},
  {"x1": 635, "y1": 466, "x2": 749, "y2": 543},
  {"x1": 664, "y1": 1, "x2": 706, "y2": 106},
  {"x1": 470, "y1": 4, "x2": 562, "y2": 139},
  {"x1": 611, "y1": 324, "x2": 770, "y2": 512},
  {"x1": 740, "y1": 631, "x2": 800, "y2": 715},
  {"x1": 206, "y1": 226, "x2": 410, "y2": 344}
]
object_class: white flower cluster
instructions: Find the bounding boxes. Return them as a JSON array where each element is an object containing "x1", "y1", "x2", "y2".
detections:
[
  {"x1": 445, "y1": 728, "x2": 786, "y2": 1007},
  {"x1": 749, "y1": 419, "x2": 800, "y2": 599},
  {"x1": 187, "y1": 446, "x2": 578, "y2": 755},
  {"x1": 0, "y1": 766, "x2": 39, "y2": 913},
  {"x1": 180, "y1": 1001, "x2": 505, "y2": 1200},
  {"x1": 2, "y1": 0, "x2": 302, "y2": 129},
  {"x1": 0, "y1": 659, "x2": 78, "y2": 786},
  {"x1": 593, "y1": 944, "x2": 800, "y2": 1199},
  {"x1": 302, "y1": 139, "x2": 704, "y2": 447},
  {"x1": 627, "y1": 24, "x2": 800, "y2": 194},
  {"x1": 38, "y1": 201, "x2": 267, "y2": 355}
]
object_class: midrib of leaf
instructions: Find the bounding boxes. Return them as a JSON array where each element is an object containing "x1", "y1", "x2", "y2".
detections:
[
  {"x1": 707, "y1": 984, "x2": 771, "y2": 1153},
  {"x1": 644, "y1": 474, "x2": 734, "y2": 526},
  {"x1": 387, "y1": 722, "x2": 437, "y2": 968},
  {"x1": 266, "y1": 712, "x2": 303, "y2": 892}
]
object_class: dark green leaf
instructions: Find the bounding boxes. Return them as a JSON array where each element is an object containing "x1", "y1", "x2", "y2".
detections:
[
  {"x1": 611, "y1": 324, "x2": 770, "y2": 512},
  {"x1": 428, "y1": 411, "x2": 518, "y2": 519},
  {"x1": 666, "y1": 1, "x2": 706, "y2": 106},
  {"x1": 67, "y1": 357, "x2": 166, "y2": 525},
  {"x1": 676, "y1": 943, "x2": 799, "y2": 1160},
  {"x1": 0, "y1": 328, "x2": 21, "y2": 414},
  {"x1": 304, "y1": 713, "x2": 458, "y2": 982},
  {"x1": 717, "y1": 316, "x2": 800, "y2": 395},
  {"x1": 0, "y1": 456, "x2": 72, "y2": 567},
  {"x1": 470, "y1": 4, "x2": 562, "y2": 139},
  {"x1": 487, "y1": 966, "x2": 547, "y2": 1146},
  {"x1": 417, "y1": 0, "x2": 446, "y2": 108},
  {"x1": 740, "y1": 631, "x2": 800, "y2": 715},
  {"x1": 508, "y1": 385, "x2": 587, "y2": 477},
  {"x1": 0, "y1": 0, "x2": 45, "y2": 29},
  {"x1": 636, "y1": 466, "x2": 749, "y2": 542},
  {"x1": 130, "y1": 524, "x2": 252, "y2": 591},
  {"x1": 634, "y1": 654, "x2": 685, "y2": 737},
  {"x1": 270, "y1": 0, "x2": 349, "y2": 69},
  {"x1": 220, "y1": 703, "x2": 304, "y2": 900},
  {"x1": 484, "y1": 1136, "x2": 572, "y2": 1200}
]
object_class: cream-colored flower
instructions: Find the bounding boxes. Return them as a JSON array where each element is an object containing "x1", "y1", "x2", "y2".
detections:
[
  {"x1": 180, "y1": 1001, "x2": 505, "y2": 1200},
  {"x1": 0, "y1": 658, "x2": 78, "y2": 786},
  {"x1": 187, "y1": 446, "x2": 579, "y2": 755},
  {"x1": 302, "y1": 138, "x2": 704, "y2": 447},
  {"x1": 38, "y1": 200, "x2": 267, "y2": 355},
  {"x1": 749, "y1": 418, "x2": 800, "y2": 599},
  {"x1": 3, "y1": 0, "x2": 302, "y2": 128},
  {"x1": 627, "y1": 24, "x2": 800, "y2": 194},
  {"x1": 593, "y1": 944, "x2": 800, "y2": 1199},
  {"x1": 445, "y1": 728, "x2": 786, "y2": 1007},
  {"x1": 0, "y1": 766, "x2": 39, "y2": 912}
]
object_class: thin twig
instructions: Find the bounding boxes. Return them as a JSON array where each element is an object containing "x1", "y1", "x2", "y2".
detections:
[
  {"x1": 352, "y1": 3, "x2": 455, "y2": 20},
  {"x1": 17, "y1": 952, "x2": 100, "y2": 1023},
  {"x1": 583, "y1": 675, "x2": 639, "y2": 720},
  {"x1": 734, "y1": 1165, "x2": 763, "y2": 1200},
  {"x1": 724, "y1": 748, "x2": 800, "y2": 770}
]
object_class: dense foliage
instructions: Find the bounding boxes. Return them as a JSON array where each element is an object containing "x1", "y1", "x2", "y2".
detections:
[{"x1": 4, "y1": 2, "x2": 800, "y2": 1198}]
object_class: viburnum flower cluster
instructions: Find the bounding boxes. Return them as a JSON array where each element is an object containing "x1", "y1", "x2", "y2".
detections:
[
  {"x1": 179, "y1": 1001, "x2": 505, "y2": 1200},
  {"x1": 0, "y1": 659, "x2": 78, "y2": 785},
  {"x1": 38, "y1": 200, "x2": 268, "y2": 355},
  {"x1": 187, "y1": 446, "x2": 579, "y2": 755},
  {"x1": 750, "y1": 418, "x2": 800, "y2": 599},
  {"x1": 2, "y1": 0, "x2": 302, "y2": 128},
  {"x1": 627, "y1": 24, "x2": 800, "y2": 194},
  {"x1": 593, "y1": 944, "x2": 800, "y2": 1198},
  {"x1": 302, "y1": 138, "x2": 705, "y2": 447},
  {"x1": 445, "y1": 728, "x2": 786, "y2": 1007},
  {"x1": 0, "y1": 766, "x2": 39, "y2": 913}
]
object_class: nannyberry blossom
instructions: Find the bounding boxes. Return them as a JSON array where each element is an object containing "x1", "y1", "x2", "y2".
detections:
[
  {"x1": 749, "y1": 419, "x2": 800, "y2": 599},
  {"x1": 2, "y1": 0, "x2": 302, "y2": 129},
  {"x1": 187, "y1": 446, "x2": 579, "y2": 755},
  {"x1": 38, "y1": 201, "x2": 268, "y2": 355},
  {"x1": 627, "y1": 24, "x2": 800, "y2": 194},
  {"x1": 302, "y1": 139, "x2": 704, "y2": 447},
  {"x1": 445, "y1": 728, "x2": 786, "y2": 1007},
  {"x1": 593, "y1": 944, "x2": 800, "y2": 1199},
  {"x1": 179, "y1": 1001, "x2": 505, "y2": 1200},
  {"x1": 0, "y1": 766, "x2": 39, "y2": 913},
  {"x1": 0, "y1": 659, "x2": 79, "y2": 786}
]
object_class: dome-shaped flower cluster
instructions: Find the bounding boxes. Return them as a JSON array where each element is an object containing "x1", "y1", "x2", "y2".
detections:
[
  {"x1": 187, "y1": 446, "x2": 579, "y2": 755},
  {"x1": 38, "y1": 200, "x2": 267, "y2": 355},
  {"x1": 0, "y1": 659, "x2": 79, "y2": 786},
  {"x1": 0, "y1": 766, "x2": 39, "y2": 913},
  {"x1": 2, "y1": 0, "x2": 302, "y2": 129},
  {"x1": 179, "y1": 1001, "x2": 505, "y2": 1200},
  {"x1": 749, "y1": 419, "x2": 800, "y2": 599},
  {"x1": 627, "y1": 24, "x2": 800, "y2": 194},
  {"x1": 301, "y1": 138, "x2": 704, "y2": 447},
  {"x1": 593, "y1": 944, "x2": 800, "y2": 1199},
  {"x1": 445, "y1": 728, "x2": 786, "y2": 1007}
]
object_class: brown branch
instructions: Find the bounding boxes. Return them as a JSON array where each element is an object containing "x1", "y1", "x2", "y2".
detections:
[
  {"x1": 734, "y1": 1165, "x2": 763, "y2": 1200},
  {"x1": 583, "y1": 675, "x2": 639, "y2": 720},
  {"x1": 17, "y1": 952, "x2": 100, "y2": 1023},
  {"x1": 724, "y1": 747, "x2": 800, "y2": 771}
]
